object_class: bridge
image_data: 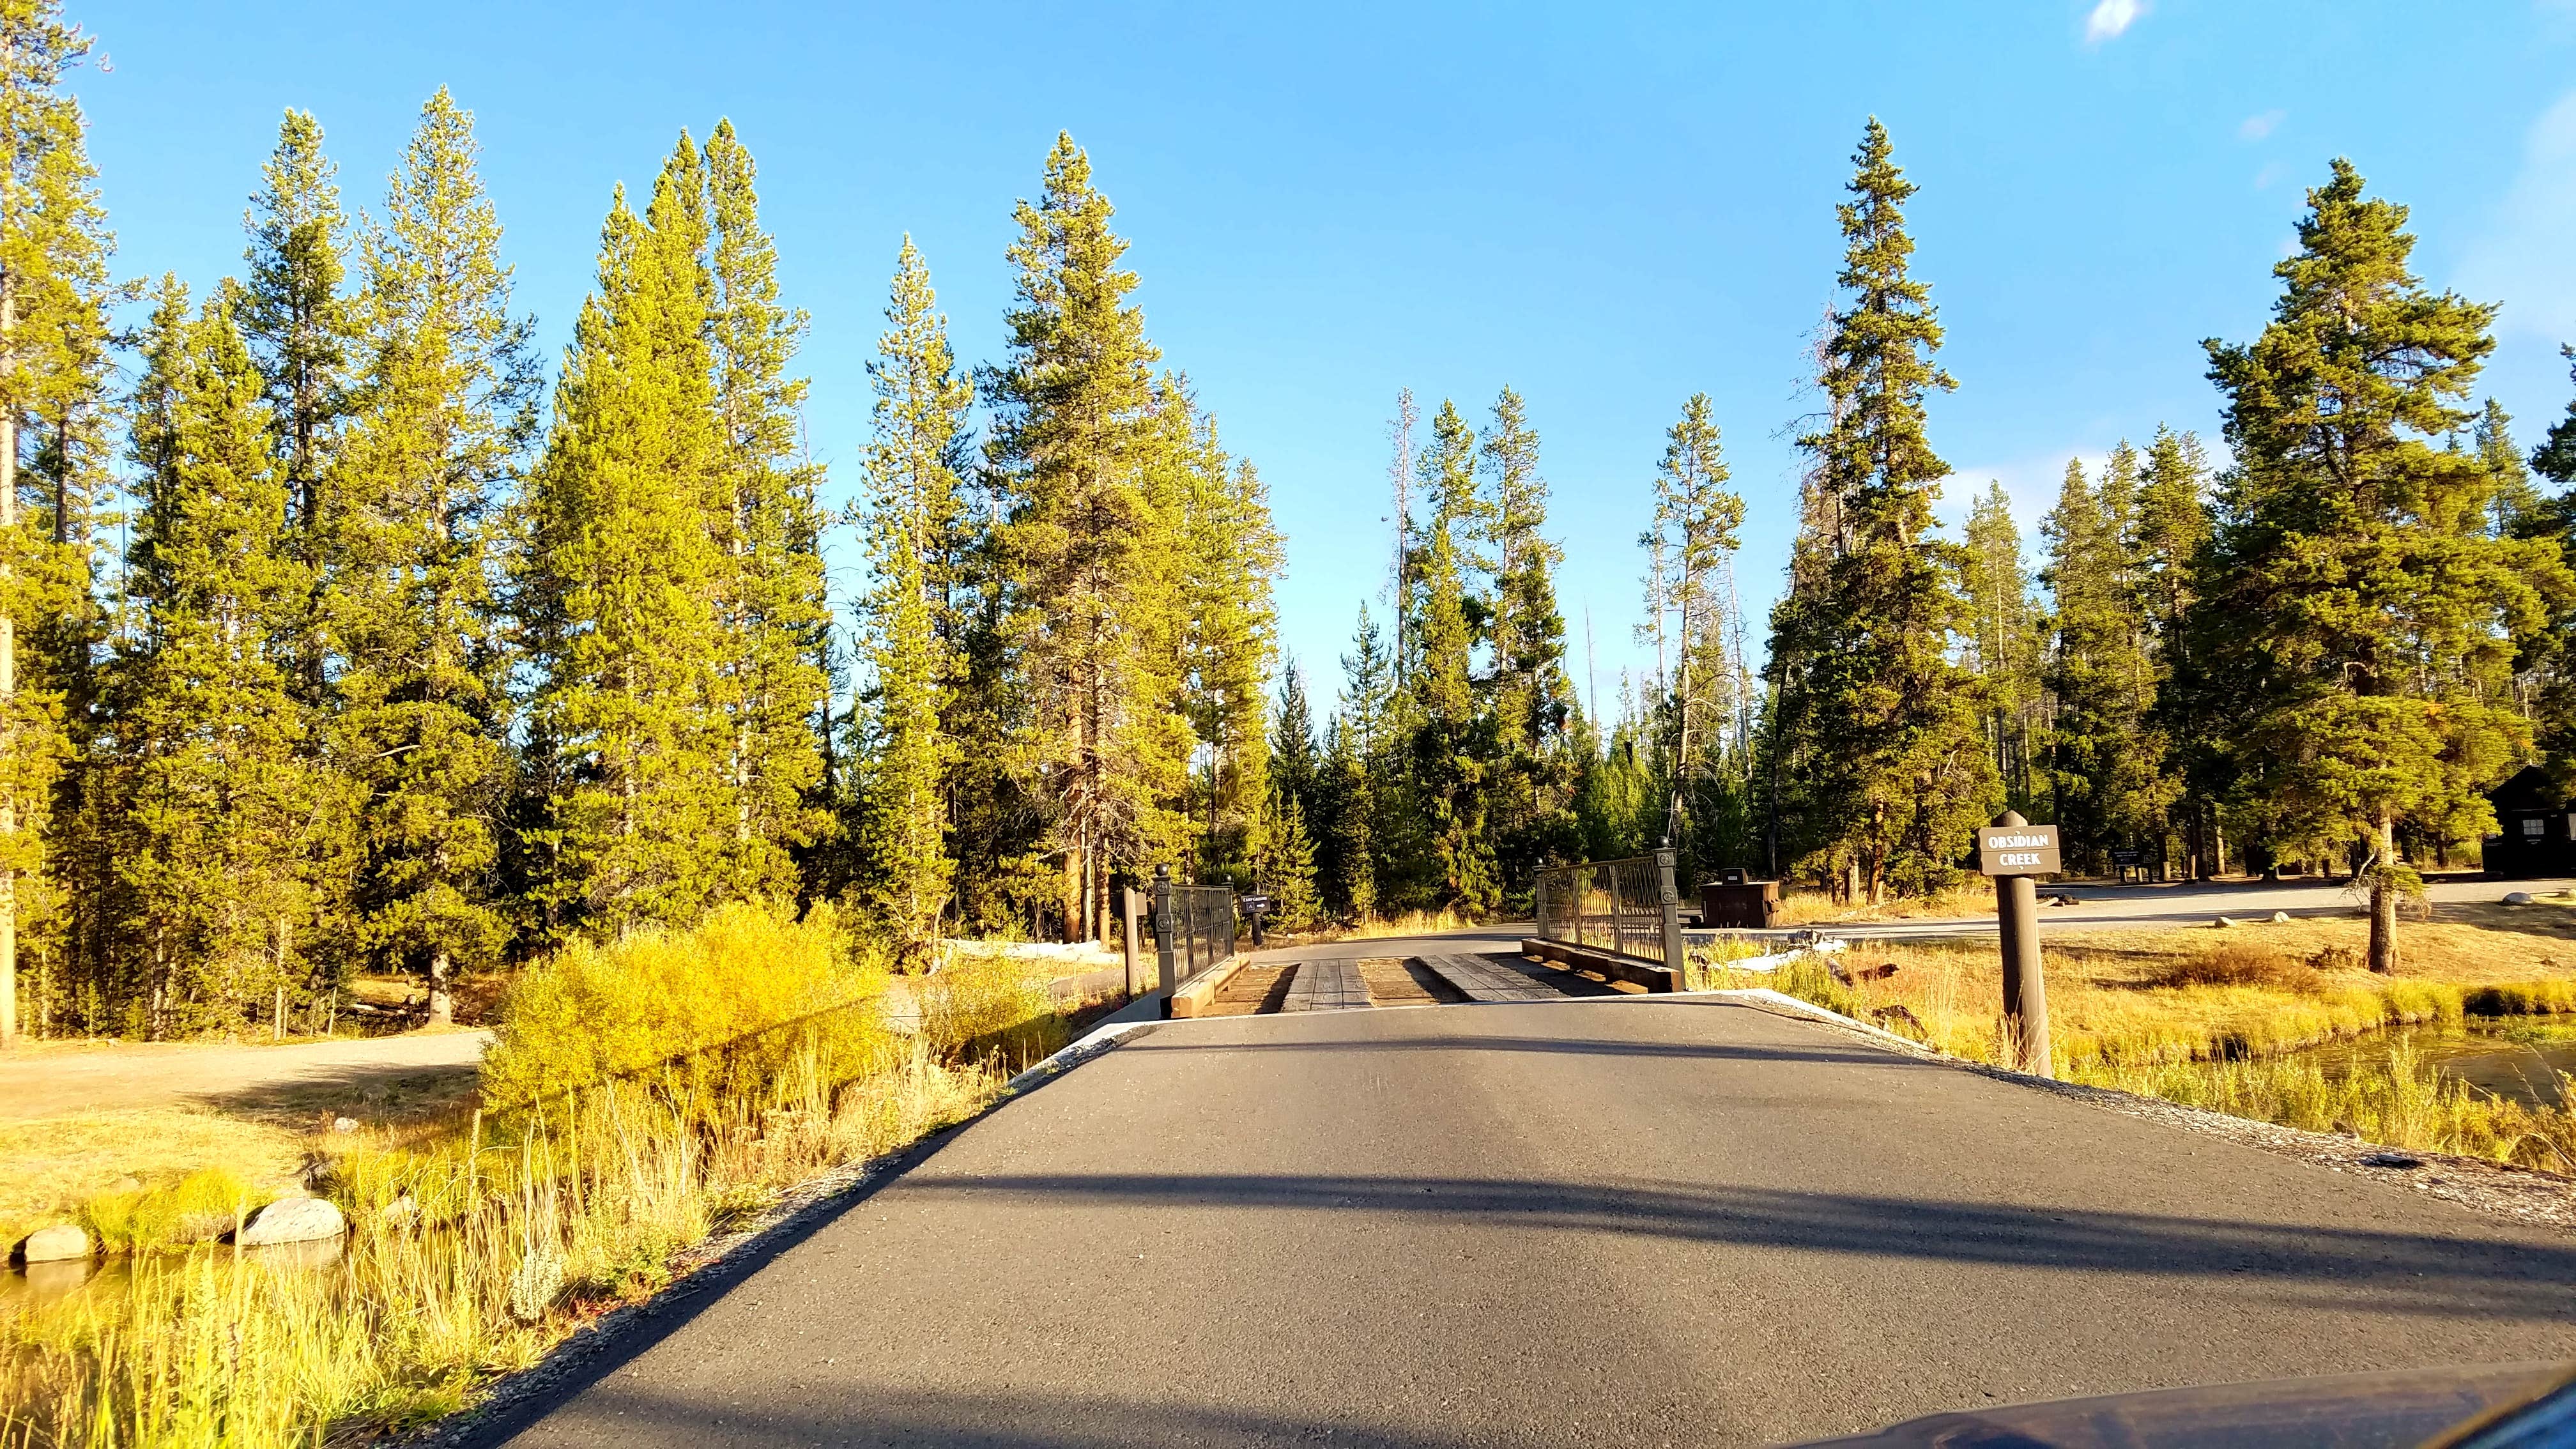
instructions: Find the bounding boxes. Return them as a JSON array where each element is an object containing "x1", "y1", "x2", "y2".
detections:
[{"x1": 480, "y1": 874, "x2": 2576, "y2": 1447}]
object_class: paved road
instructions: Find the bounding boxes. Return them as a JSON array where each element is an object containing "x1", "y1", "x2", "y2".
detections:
[
  {"x1": 496, "y1": 979, "x2": 2576, "y2": 1448},
  {"x1": 0, "y1": 1029, "x2": 491, "y2": 1121}
]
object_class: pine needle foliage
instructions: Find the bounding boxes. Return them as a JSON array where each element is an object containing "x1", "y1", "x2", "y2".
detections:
[
  {"x1": 1767, "y1": 118, "x2": 1991, "y2": 901},
  {"x1": 2193, "y1": 159, "x2": 2570, "y2": 972}
]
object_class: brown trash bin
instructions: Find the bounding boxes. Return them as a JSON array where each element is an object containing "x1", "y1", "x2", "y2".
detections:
[{"x1": 1700, "y1": 871, "x2": 1780, "y2": 930}]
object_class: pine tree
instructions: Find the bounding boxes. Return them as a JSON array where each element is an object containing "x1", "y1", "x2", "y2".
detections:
[
  {"x1": 855, "y1": 236, "x2": 970, "y2": 961},
  {"x1": 105, "y1": 289, "x2": 319, "y2": 1036},
  {"x1": 2472, "y1": 399, "x2": 2540, "y2": 539},
  {"x1": 981, "y1": 134, "x2": 1190, "y2": 939},
  {"x1": 2137, "y1": 426, "x2": 2219, "y2": 874},
  {"x1": 1334, "y1": 602, "x2": 1405, "y2": 914},
  {"x1": 1270, "y1": 656, "x2": 1321, "y2": 847},
  {"x1": 1640, "y1": 392, "x2": 1746, "y2": 872},
  {"x1": 1408, "y1": 399, "x2": 1497, "y2": 912},
  {"x1": 1960, "y1": 481, "x2": 2043, "y2": 812},
  {"x1": 1316, "y1": 717, "x2": 1374, "y2": 920},
  {"x1": 240, "y1": 111, "x2": 352, "y2": 598},
  {"x1": 1478, "y1": 387, "x2": 1575, "y2": 885},
  {"x1": 702, "y1": 120, "x2": 828, "y2": 900},
  {"x1": 329, "y1": 89, "x2": 535, "y2": 1008},
  {"x1": 1172, "y1": 394, "x2": 1280, "y2": 884},
  {"x1": 1768, "y1": 118, "x2": 1990, "y2": 901},
  {"x1": 2538, "y1": 348, "x2": 2576, "y2": 487},
  {"x1": 1, "y1": 0, "x2": 113, "y2": 1043},
  {"x1": 522, "y1": 135, "x2": 733, "y2": 936},
  {"x1": 1255, "y1": 778, "x2": 1319, "y2": 930},
  {"x1": 2042, "y1": 451, "x2": 2168, "y2": 870},
  {"x1": 2196, "y1": 159, "x2": 2567, "y2": 971}
]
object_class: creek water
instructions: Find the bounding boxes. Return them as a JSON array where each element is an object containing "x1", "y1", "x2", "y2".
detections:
[
  {"x1": 2290, "y1": 1017, "x2": 2576, "y2": 1110},
  {"x1": 0, "y1": 1234, "x2": 342, "y2": 1315}
]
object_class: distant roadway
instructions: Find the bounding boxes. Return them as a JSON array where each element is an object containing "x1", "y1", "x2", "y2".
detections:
[
  {"x1": 492, "y1": 937, "x2": 2576, "y2": 1448},
  {"x1": 1717, "y1": 872, "x2": 2576, "y2": 943}
]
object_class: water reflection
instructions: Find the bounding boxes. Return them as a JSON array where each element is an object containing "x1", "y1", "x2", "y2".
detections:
[
  {"x1": 2297, "y1": 1018, "x2": 2576, "y2": 1110},
  {"x1": 1, "y1": 1231, "x2": 344, "y2": 1314}
]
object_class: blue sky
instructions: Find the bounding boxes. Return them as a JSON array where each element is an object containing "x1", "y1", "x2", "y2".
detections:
[{"x1": 79, "y1": 1, "x2": 2576, "y2": 713}]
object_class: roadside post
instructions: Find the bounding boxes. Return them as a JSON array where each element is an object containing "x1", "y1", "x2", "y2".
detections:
[
  {"x1": 1240, "y1": 893, "x2": 1272, "y2": 949},
  {"x1": 1977, "y1": 811, "x2": 2060, "y2": 1078},
  {"x1": 1654, "y1": 839, "x2": 1688, "y2": 989},
  {"x1": 1152, "y1": 866, "x2": 1177, "y2": 999}
]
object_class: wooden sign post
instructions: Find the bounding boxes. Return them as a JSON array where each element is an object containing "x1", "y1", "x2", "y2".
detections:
[{"x1": 1978, "y1": 811, "x2": 2059, "y2": 1078}]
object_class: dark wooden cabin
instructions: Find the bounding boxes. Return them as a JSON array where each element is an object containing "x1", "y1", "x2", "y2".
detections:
[{"x1": 2486, "y1": 765, "x2": 2576, "y2": 878}]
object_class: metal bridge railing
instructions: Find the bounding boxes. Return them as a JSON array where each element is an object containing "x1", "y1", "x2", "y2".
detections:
[
  {"x1": 1533, "y1": 848, "x2": 1685, "y2": 969},
  {"x1": 1153, "y1": 871, "x2": 1239, "y2": 990}
]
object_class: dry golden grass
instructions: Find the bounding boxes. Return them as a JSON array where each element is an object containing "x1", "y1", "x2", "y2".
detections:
[
  {"x1": 1272, "y1": 908, "x2": 1477, "y2": 946},
  {"x1": 0, "y1": 1112, "x2": 305, "y2": 1250},
  {"x1": 1713, "y1": 917, "x2": 2576, "y2": 1170},
  {"x1": 1, "y1": 903, "x2": 1080, "y2": 1449},
  {"x1": 1769, "y1": 877, "x2": 1998, "y2": 928}
]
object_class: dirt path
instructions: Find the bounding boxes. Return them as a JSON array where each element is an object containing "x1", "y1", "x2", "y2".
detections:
[{"x1": 0, "y1": 1030, "x2": 492, "y2": 1123}]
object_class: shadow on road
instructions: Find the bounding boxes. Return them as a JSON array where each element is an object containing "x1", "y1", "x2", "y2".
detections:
[
  {"x1": 1127, "y1": 1031, "x2": 1913, "y2": 1070},
  {"x1": 537, "y1": 1383, "x2": 1483, "y2": 1448},
  {"x1": 895, "y1": 1172, "x2": 2576, "y2": 1322}
]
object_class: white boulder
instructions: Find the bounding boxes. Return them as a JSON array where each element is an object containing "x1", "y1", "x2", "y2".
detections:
[
  {"x1": 13, "y1": 1223, "x2": 90, "y2": 1263},
  {"x1": 2504, "y1": 891, "x2": 2535, "y2": 906},
  {"x1": 237, "y1": 1195, "x2": 346, "y2": 1247}
]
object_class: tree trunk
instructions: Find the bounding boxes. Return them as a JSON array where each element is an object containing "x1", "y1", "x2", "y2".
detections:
[
  {"x1": 1, "y1": 262, "x2": 17, "y2": 1051},
  {"x1": 2366, "y1": 812, "x2": 2399, "y2": 975},
  {"x1": 428, "y1": 948, "x2": 454, "y2": 1026}
]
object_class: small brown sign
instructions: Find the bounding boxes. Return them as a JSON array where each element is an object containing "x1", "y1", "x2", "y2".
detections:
[{"x1": 1978, "y1": 824, "x2": 2062, "y2": 877}]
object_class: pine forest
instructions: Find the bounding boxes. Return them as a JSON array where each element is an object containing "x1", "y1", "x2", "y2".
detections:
[{"x1": 10, "y1": 1, "x2": 2576, "y2": 1046}]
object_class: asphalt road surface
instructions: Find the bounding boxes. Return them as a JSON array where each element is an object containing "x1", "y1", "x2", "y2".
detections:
[{"x1": 494, "y1": 978, "x2": 2576, "y2": 1448}]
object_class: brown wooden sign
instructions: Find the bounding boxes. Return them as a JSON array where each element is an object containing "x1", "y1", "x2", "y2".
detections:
[{"x1": 1978, "y1": 824, "x2": 2062, "y2": 877}]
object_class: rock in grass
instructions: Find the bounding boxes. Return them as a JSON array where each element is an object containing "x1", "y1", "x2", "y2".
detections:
[
  {"x1": 13, "y1": 1223, "x2": 90, "y2": 1263},
  {"x1": 2504, "y1": 891, "x2": 2535, "y2": 906},
  {"x1": 2213, "y1": 916, "x2": 2237, "y2": 928},
  {"x1": 2271, "y1": 910, "x2": 2292, "y2": 923},
  {"x1": 237, "y1": 1196, "x2": 346, "y2": 1246}
]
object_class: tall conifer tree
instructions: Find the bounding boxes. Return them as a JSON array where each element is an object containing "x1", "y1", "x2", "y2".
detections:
[
  {"x1": 702, "y1": 120, "x2": 828, "y2": 900},
  {"x1": 1767, "y1": 118, "x2": 1989, "y2": 900},
  {"x1": 981, "y1": 134, "x2": 1188, "y2": 938},
  {"x1": 2043, "y1": 452, "x2": 2166, "y2": 870},
  {"x1": 1409, "y1": 399, "x2": 1496, "y2": 911},
  {"x1": 105, "y1": 291, "x2": 320, "y2": 1036},
  {"x1": 1478, "y1": 387, "x2": 1574, "y2": 882},
  {"x1": 1640, "y1": 392, "x2": 1745, "y2": 870},
  {"x1": 1, "y1": 0, "x2": 112, "y2": 1043},
  {"x1": 855, "y1": 236, "x2": 969, "y2": 960},
  {"x1": 2195, "y1": 160, "x2": 2566, "y2": 970},
  {"x1": 330, "y1": 89, "x2": 535, "y2": 1004},
  {"x1": 1960, "y1": 481, "x2": 2042, "y2": 812},
  {"x1": 522, "y1": 135, "x2": 733, "y2": 935}
]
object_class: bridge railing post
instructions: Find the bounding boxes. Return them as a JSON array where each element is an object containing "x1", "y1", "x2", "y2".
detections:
[
  {"x1": 1153, "y1": 866, "x2": 1177, "y2": 1005},
  {"x1": 1655, "y1": 840, "x2": 1687, "y2": 989},
  {"x1": 1121, "y1": 884, "x2": 1142, "y2": 998}
]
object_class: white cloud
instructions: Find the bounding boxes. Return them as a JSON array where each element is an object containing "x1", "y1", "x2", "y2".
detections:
[
  {"x1": 2084, "y1": 0, "x2": 2145, "y2": 44},
  {"x1": 2458, "y1": 90, "x2": 2576, "y2": 342},
  {"x1": 2239, "y1": 109, "x2": 2285, "y2": 141}
]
